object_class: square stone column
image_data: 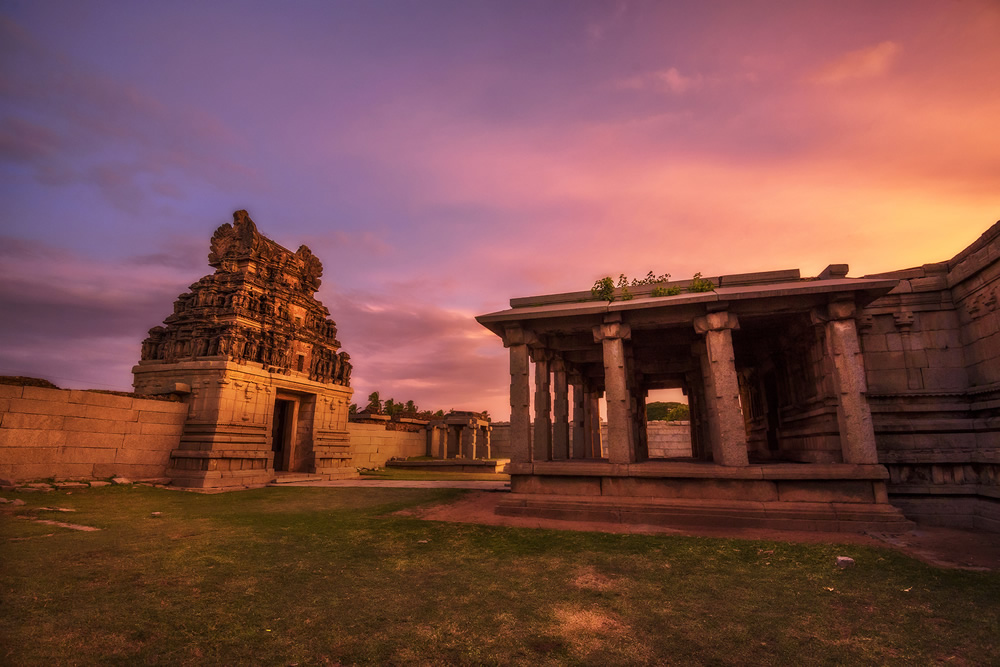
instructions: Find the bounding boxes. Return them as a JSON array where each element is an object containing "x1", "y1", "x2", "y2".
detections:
[
  {"x1": 427, "y1": 424, "x2": 447, "y2": 458},
  {"x1": 504, "y1": 326, "x2": 532, "y2": 464},
  {"x1": 594, "y1": 316, "x2": 633, "y2": 464},
  {"x1": 684, "y1": 372, "x2": 708, "y2": 460},
  {"x1": 551, "y1": 359, "x2": 570, "y2": 459},
  {"x1": 570, "y1": 378, "x2": 586, "y2": 458},
  {"x1": 461, "y1": 423, "x2": 478, "y2": 458},
  {"x1": 531, "y1": 349, "x2": 553, "y2": 461},
  {"x1": 586, "y1": 391, "x2": 603, "y2": 457},
  {"x1": 481, "y1": 425, "x2": 492, "y2": 459},
  {"x1": 693, "y1": 312, "x2": 749, "y2": 466},
  {"x1": 815, "y1": 302, "x2": 880, "y2": 464}
]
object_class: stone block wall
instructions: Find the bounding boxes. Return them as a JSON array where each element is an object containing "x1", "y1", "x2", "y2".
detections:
[
  {"x1": 490, "y1": 421, "x2": 691, "y2": 460},
  {"x1": 0, "y1": 385, "x2": 188, "y2": 481},
  {"x1": 861, "y1": 221, "x2": 1000, "y2": 531},
  {"x1": 646, "y1": 421, "x2": 692, "y2": 458},
  {"x1": 346, "y1": 422, "x2": 427, "y2": 469}
]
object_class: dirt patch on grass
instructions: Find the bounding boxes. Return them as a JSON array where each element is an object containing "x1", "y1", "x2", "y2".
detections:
[{"x1": 571, "y1": 566, "x2": 620, "y2": 592}]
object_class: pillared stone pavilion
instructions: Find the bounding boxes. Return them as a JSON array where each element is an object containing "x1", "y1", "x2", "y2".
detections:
[{"x1": 477, "y1": 267, "x2": 915, "y2": 532}]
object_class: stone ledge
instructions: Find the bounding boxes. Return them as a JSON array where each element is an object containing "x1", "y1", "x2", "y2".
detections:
[
  {"x1": 496, "y1": 493, "x2": 912, "y2": 534},
  {"x1": 509, "y1": 461, "x2": 890, "y2": 481}
]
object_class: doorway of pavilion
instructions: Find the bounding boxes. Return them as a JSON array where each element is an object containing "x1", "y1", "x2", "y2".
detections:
[{"x1": 643, "y1": 387, "x2": 692, "y2": 459}]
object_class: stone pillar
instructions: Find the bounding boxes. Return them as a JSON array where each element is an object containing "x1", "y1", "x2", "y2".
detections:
[
  {"x1": 427, "y1": 424, "x2": 445, "y2": 458},
  {"x1": 570, "y1": 377, "x2": 586, "y2": 458},
  {"x1": 583, "y1": 390, "x2": 600, "y2": 457},
  {"x1": 551, "y1": 359, "x2": 570, "y2": 459},
  {"x1": 532, "y1": 349, "x2": 552, "y2": 461},
  {"x1": 481, "y1": 425, "x2": 492, "y2": 459},
  {"x1": 634, "y1": 383, "x2": 649, "y2": 462},
  {"x1": 684, "y1": 372, "x2": 707, "y2": 460},
  {"x1": 461, "y1": 423, "x2": 477, "y2": 459},
  {"x1": 693, "y1": 312, "x2": 749, "y2": 466},
  {"x1": 447, "y1": 426, "x2": 460, "y2": 458},
  {"x1": 505, "y1": 326, "x2": 532, "y2": 464},
  {"x1": 594, "y1": 317, "x2": 633, "y2": 464},
  {"x1": 815, "y1": 302, "x2": 879, "y2": 465}
]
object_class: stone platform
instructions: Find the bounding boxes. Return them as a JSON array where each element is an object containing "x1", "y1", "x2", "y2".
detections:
[
  {"x1": 498, "y1": 461, "x2": 914, "y2": 533},
  {"x1": 386, "y1": 458, "x2": 510, "y2": 474}
]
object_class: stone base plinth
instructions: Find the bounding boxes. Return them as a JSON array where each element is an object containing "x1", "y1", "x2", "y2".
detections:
[
  {"x1": 386, "y1": 458, "x2": 510, "y2": 474},
  {"x1": 499, "y1": 461, "x2": 913, "y2": 533}
]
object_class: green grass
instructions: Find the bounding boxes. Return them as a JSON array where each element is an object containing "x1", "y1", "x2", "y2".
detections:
[
  {"x1": 360, "y1": 468, "x2": 509, "y2": 481},
  {"x1": 2, "y1": 486, "x2": 998, "y2": 665}
]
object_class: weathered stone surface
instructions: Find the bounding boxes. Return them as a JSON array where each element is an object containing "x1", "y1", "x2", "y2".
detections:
[{"x1": 129, "y1": 212, "x2": 356, "y2": 487}]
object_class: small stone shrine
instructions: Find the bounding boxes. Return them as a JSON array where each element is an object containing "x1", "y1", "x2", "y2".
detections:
[
  {"x1": 132, "y1": 211, "x2": 355, "y2": 488},
  {"x1": 426, "y1": 411, "x2": 492, "y2": 459}
]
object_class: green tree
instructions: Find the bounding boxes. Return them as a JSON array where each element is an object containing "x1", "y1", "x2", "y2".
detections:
[
  {"x1": 646, "y1": 401, "x2": 690, "y2": 422},
  {"x1": 366, "y1": 391, "x2": 382, "y2": 414}
]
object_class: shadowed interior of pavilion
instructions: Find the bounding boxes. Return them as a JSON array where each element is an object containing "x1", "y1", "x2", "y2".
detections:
[{"x1": 477, "y1": 267, "x2": 914, "y2": 532}]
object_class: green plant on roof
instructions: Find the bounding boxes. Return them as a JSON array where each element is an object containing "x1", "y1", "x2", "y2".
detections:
[
  {"x1": 592, "y1": 270, "x2": 673, "y2": 302},
  {"x1": 591, "y1": 276, "x2": 616, "y2": 302},
  {"x1": 689, "y1": 272, "x2": 715, "y2": 292}
]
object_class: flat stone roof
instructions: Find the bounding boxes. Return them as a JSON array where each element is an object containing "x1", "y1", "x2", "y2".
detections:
[{"x1": 477, "y1": 268, "x2": 898, "y2": 336}]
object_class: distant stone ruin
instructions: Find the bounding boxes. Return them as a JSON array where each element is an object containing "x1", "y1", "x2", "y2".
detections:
[{"x1": 132, "y1": 211, "x2": 355, "y2": 488}]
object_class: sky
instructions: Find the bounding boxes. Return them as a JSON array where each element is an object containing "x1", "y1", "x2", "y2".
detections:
[{"x1": 1, "y1": 0, "x2": 998, "y2": 420}]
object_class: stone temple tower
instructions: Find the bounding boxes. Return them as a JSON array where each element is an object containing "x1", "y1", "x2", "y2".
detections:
[{"x1": 132, "y1": 210, "x2": 355, "y2": 488}]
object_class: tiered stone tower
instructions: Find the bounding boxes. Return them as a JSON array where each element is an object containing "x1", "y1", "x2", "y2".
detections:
[{"x1": 133, "y1": 210, "x2": 355, "y2": 488}]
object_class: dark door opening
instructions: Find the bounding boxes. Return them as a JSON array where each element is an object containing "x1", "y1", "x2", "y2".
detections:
[{"x1": 272, "y1": 399, "x2": 295, "y2": 471}]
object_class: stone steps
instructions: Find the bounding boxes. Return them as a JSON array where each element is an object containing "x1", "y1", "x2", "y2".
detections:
[{"x1": 268, "y1": 473, "x2": 328, "y2": 484}]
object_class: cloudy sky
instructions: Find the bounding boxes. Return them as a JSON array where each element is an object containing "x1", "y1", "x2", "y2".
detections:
[{"x1": 1, "y1": 0, "x2": 998, "y2": 419}]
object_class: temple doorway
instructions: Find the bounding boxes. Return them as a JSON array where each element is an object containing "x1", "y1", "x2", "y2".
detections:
[{"x1": 272, "y1": 398, "x2": 297, "y2": 472}]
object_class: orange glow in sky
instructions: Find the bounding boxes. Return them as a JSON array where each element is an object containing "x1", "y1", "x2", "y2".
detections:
[{"x1": 1, "y1": 1, "x2": 998, "y2": 419}]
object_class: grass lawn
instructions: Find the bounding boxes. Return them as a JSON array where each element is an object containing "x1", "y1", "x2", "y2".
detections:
[{"x1": 2, "y1": 486, "x2": 998, "y2": 665}]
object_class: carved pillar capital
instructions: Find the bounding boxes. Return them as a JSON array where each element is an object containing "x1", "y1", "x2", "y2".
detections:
[
  {"x1": 693, "y1": 311, "x2": 739, "y2": 334},
  {"x1": 593, "y1": 322, "x2": 631, "y2": 342},
  {"x1": 502, "y1": 325, "x2": 539, "y2": 348},
  {"x1": 810, "y1": 299, "x2": 857, "y2": 325}
]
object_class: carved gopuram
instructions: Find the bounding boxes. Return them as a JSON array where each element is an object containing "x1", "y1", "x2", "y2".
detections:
[
  {"x1": 132, "y1": 211, "x2": 355, "y2": 488},
  {"x1": 478, "y1": 268, "x2": 916, "y2": 533}
]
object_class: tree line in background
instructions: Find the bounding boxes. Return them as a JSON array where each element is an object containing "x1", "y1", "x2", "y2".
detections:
[
  {"x1": 646, "y1": 401, "x2": 690, "y2": 422},
  {"x1": 352, "y1": 392, "x2": 681, "y2": 423},
  {"x1": 349, "y1": 391, "x2": 447, "y2": 420}
]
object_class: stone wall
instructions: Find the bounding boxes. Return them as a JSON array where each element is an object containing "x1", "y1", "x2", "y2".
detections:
[
  {"x1": 647, "y1": 421, "x2": 692, "y2": 458},
  {"x1": 490, "y1": 420, "x2": 691, "y2": 460},
  {"x1": 346, "y1": 422, "x2": 427, "y2": 469},
  {"x1": 0, "y1": 384, "x2": 437, "y2": 482},
  {"x1": 0, "y1": 385, "x2": 188, "y2": 482},
  {"x1": 861, "y1": 221, "x2": 1000, "y2": 531}
]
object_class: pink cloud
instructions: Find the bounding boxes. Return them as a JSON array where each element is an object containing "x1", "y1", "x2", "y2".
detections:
[
  {"x1": 618, "y1": 67, "x2": 703, "y2": 94},
  {"x1": 808, "y1": 41, "x2": 902, "y2": 84}
]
